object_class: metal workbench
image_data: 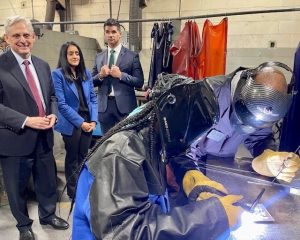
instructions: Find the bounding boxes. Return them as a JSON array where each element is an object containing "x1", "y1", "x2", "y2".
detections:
[{"x1": 205, "y1": 157, "x2": 300, "y2": 240}]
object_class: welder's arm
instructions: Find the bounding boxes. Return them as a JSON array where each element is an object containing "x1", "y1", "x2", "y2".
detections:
[
  {"x1": 88, "y1": 134, "x2": 232, "y2": 240},
  {"x1": 182, "y1": 170, "x2": 244, "y2": 231},
  {"x1": 182, "y1": 168, "x2": 245, "y2": 230},
  {"x1": 244, "y1": 127, "x2": 277, "y2": 157},
  {"x1": 72, "y1": 165, "x2": 95, "y2": 240},
  {"x1": 168, "y1": 153, "x2": 201, "y2": 185},
  {"x1": 200, "y1": 192, "x2": 244, "y2": 231},
  {"x1": 252, "y1": 149, "x2": 300, "y2": 182}
]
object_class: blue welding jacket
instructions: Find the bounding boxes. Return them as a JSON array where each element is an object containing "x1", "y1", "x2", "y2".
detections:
[{"x1": 188, "y1": 71, "x2": 274, "y2": 161}]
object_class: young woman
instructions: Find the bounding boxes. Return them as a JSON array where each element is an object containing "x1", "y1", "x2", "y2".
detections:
[{"x1": 52, "y1": 41, "x2": 98, "y2": 199}]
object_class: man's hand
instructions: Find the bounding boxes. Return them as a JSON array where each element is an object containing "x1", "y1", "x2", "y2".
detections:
[
  {"x1": 99, "y1": 65, "x2": 110, "y2": 79},
  {"x1": 46, "y1": 114, "x2": 57, "y2": 128},
  {"x1": 110, "y1": 65, "x2": 122, "y2": 79},
  {"x1": 252, "y1": 149, "x2": 300, "y2": 182},
  {"x1": 25, "y1": 116, "x2": 55, "y2": 130},
  {"x1": 183, "y1": 170, "x2": 228, "y2": 201}
]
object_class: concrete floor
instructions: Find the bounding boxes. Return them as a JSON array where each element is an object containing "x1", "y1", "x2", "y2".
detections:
[
  {"x1": 0, "y1": 173, "x2": 72, "y2": 240},
  {"x1": 0, "y1": 142, "x2": 73, "y2": 240},
  {"x1": 0, "y1": 172, "x2": 73, "y2": 240},
  {"x1": 0, "y1": 202, "x2": 73, "y2": 240}
]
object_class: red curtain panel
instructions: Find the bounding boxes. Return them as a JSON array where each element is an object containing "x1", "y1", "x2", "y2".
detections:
[{"x1": 170, "y1": 21, "x2": 201, "y2": 79}]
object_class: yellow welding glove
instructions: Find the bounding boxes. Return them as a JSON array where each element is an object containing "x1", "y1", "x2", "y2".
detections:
[
  {"x1": 252, "y1": 149, "x2": 300, "y2": 183},
  {"x1": 199, "y1": 192, "x2": 244, "y2": 230},
  {"x1": 219, "y1": 195, "x2": 244, "y2": 230},
  {"x1": 183, "y1": 170, "x2": 228, "y2": 201}
]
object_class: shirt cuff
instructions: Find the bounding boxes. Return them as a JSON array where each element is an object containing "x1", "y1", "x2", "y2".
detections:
[
  {"x1": 22, "y1": 117, "x2": 28, "y2": 129},
  {"x1": 98, "y1": 74, "x2": 104, "y2": 81}
]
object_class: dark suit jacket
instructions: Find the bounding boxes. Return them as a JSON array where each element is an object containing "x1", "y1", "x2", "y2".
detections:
[
  {"x1": 0, "y1": 50, "x2": 57, "y2": 156},
  {"x1": 92, "y1": 46, "x2": 144, "y2": 114}
]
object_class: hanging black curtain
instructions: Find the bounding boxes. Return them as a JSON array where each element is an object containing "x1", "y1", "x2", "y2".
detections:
[
  {"x1": 148, "y1": 22, "x2": 174, "y2": 89},
  {"x1": 279, "y1": 43, "x2": 300, "y2": 152}
]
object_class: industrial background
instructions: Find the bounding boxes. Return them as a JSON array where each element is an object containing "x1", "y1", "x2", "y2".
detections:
[{"x1": 1, "y1": 1, "x2": 300, "y2": 239}]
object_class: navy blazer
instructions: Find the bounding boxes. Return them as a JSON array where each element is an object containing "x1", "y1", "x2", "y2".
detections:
[
  {"x1": 52, "y1": 68, "x2": 98, "y2": 136},
  {"x1": 0, "y1": 50, "x2": 57, "y2": 156},
  {"x1": 92, "y1": 46, "x2": 144, "y2": 114}
]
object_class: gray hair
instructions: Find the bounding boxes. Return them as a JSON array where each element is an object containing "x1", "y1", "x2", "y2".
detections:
[{"x1": 4, "y1": 16, "x2": 34, "y2": 34}]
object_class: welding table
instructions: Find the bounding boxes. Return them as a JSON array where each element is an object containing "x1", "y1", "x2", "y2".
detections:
[{"x1": 204, "y1": 157, "x2": 300, "y2": 240}]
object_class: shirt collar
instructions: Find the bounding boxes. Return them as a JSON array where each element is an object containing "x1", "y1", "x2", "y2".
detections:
[
  {"x1": 108, "y1": 43, "x2": 122, "y2": 54},
  {"x1": 11, "y1": 49, "x2": 32, "y2": 66}
]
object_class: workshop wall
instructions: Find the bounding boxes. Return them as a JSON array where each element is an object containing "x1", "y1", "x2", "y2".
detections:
[{"x1": 1, "y1": 0, "x2": 299, "y2": 73}]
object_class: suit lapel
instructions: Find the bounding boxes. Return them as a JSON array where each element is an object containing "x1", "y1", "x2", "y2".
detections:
[
  {"x1": 67, "y1": 80, "x2": 79, "y2": 100},
  {"x1": 116, "y1": 46, "x2": 126, "y2": 66},
  {"x1": 6, "y1": 51, "x2": 35, "y2": 101},
  {"x1": 102, "y1": 49, "x2": 108, "y2": 66},
  {"x1": 81, "y1": 79, "x2": 89, "y2": 103}
]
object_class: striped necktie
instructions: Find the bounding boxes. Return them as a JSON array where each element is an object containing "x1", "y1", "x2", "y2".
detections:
[
  {"x1": 23, "y1": 60, "x2": 45, "y2": 117},
  {"x1": 108, "y1": 49, "x2": 116, "y2": 95},
  {"x1": 109, "y1": 49, "x2": 115, "y2": 68}
]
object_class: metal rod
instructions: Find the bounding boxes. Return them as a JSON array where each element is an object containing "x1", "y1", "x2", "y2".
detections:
[
  {"x1": 31, "y1": 0, "x2": 35, "y2": 19},
  {"x1": 250, "y1": 188, "x2": 265, "y2": 211},
  {"x1": 1, "y1": 7, "x2": 299, "y2": 27},
  {"x1": 109, "y1": 0, "x2": 112, "y2": 18},
  {"x1": 295, "y1": 145, "x2": 300, "y2": 154}
]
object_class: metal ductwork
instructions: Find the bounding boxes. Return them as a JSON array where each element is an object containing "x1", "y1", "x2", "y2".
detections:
[{"x1": 129, "y1": 0, "x2": 145, "y2": 51}]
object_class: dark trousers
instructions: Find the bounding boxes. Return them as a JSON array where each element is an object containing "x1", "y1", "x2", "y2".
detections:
[
  {"x1": 62, "y1": 127, "x2": 92, "y2": 198},
  {"x1": 99, "y1": 97, "x2": 127, "y2": 134},
  {"x1": 0, "y1": 135, "x2": 57, "y2": 231}
]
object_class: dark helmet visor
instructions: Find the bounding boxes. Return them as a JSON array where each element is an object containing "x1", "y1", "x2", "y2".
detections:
[{"x1": 155, "y1": 80, "x2": 219, "y2": 157}]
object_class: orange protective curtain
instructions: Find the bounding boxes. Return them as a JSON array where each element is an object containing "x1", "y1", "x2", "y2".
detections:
[
  {"x1": 170, "y1": 21, "x2": 201, "y2": 79},
  {"x1": 198, "y1": 17, "x2": 228, "y2": 79}
]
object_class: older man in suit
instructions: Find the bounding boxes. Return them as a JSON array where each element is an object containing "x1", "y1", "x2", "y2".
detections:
[
  {"x1": 92, "y1": 18, "x2": 144, "y2": 134},
  {"x1": 0, "y1": 16, "x2": 68, "y2": 240}
]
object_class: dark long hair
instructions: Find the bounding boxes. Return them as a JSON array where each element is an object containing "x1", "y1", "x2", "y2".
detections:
[{"x1": 57, "y1": 41, "x2": 87, "y2": 81}]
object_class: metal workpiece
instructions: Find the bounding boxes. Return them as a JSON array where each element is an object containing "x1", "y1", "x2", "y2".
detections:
[{"x1": 205, "y1": 157, "x2": 300, "y2": 240}]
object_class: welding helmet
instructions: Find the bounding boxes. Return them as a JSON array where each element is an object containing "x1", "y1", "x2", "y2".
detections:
[
  {"x1": 231, "y1": 62, "x2": 293, "y2": 134},
  {"x1": 153, "y1": 74, "x2": 219, "y2": 158}
]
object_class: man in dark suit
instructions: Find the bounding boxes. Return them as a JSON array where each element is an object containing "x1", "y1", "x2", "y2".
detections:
[
  {"x1": 92, "y1": 18, "x2": 144, "y2": 134},
  {"x1": 0, "y1": 16, "x2": 69, "y2": 240}
]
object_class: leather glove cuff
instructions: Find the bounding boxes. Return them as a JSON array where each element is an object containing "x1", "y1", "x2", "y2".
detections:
[{"x1": 188, "y1": 185, "x2": 227, "y2": 201}]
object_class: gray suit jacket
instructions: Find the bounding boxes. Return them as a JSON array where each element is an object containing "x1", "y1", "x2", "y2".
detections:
[
  {"x1": 92, "y1": 46, "x2": 144, "y2": 114},
  {"x1": 0, "y1": 50, "x2": 57, "y2": 156}
]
